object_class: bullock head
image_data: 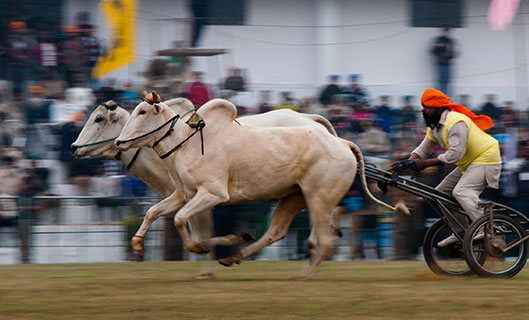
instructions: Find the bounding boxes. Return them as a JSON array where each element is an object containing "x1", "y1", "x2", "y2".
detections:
[
  {"x1": 71, "y1": 100, "x2": 129, "y2": 157},
  {"x1": 115, "y1": 91, "x2": 180, "y2": 151}
]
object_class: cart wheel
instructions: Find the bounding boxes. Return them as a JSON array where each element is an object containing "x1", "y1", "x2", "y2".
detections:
[
  {"x1": 464, "y1": 214, "x2": 527, "y2": 278},
  {"x1": 423, "y1": 219, "x2": 485, "y2": 276}
]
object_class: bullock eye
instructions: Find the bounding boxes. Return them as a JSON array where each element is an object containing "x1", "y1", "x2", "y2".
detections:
[
  {"x1": 139, "y1": 110, "x2": 146, "y2": 115},
  {"x1": 95, "y1": 117, "x2": 104, "y2": 123}
]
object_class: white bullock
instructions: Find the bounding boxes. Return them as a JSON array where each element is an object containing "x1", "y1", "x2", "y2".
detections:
[
  {"x1": 71, "y1": 98, "x2": 343, "y2": 277},
  {"x1": 116, "y1": 93, "x2": 406, "y2": 278}
]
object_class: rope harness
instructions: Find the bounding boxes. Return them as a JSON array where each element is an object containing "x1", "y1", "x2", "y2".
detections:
[{"x1": 117, "y1": 111, "x2": 206, "y2": 160}]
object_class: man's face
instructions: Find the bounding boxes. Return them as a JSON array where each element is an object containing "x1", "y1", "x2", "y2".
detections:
[{"x1": 422, "y1": 106, "x2": 445, "y2": 128}]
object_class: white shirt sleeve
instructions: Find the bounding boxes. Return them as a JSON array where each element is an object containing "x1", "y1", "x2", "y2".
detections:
[
  {"x1": 438, "y1": 121, "x2": 468, "y2": 164},
  {"x1": 411, "y1": 135, "x2": 436, "y2": 159}
]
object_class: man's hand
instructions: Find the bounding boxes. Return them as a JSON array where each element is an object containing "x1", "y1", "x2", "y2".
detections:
[{"x1": 391, "y1": 159, "x2": 427, "y2": 173}]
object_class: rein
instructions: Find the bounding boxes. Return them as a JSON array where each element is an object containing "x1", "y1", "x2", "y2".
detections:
[
  {"x1": 114, "y1": 148, "x2": 142, "y2": 169},
  {"x1": 159, "y1": 123, "x2": 205, "y2": 159},
  {"x1": 117, "y1": 114, "x2": 180, "y2": 145},
  {"x1": 119, "y1": 102, "x2": 207, "y2": 159},
  {"x1": 75, "y1": 136, "x2": 119, "y2": 148},
  {"x1": 362, "y1": 153, "x2": 417, "y2": 172}
]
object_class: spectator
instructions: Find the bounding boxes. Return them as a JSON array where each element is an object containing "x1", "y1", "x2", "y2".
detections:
[
  {"x1": 479, "y1": 94, "x2": 501, "y2": 124},
  {"x1": 59, "y1": 25, "x2": 82, "y2": 85},
  {"x1": 30, "y1": 30, "x2": 58, "y2": 79},
  {"x1": 23, "y1": 86, "x2": 52, "y2": 159},
  {"x1": 299, "y1": 96, "x2": 326, "y2": 115},
  {"x1": 374, "y1": 95, "x2": 394, "y2": 134},
  {"x1": 0, "y1": 156, "x2": 25, "y2": 227},
  {"x1": 256, "y1": 90, "x2": 273, "y2": 114},
  {"x1": 64, "y1": 73, "x2": 96, "y2": 115},
  {"x1": 79, "y1": 24, "x2": 101, "y2": 86},
  {"x1": 349, "y1": 98, "x2": 373, "y2": 134},
  {"x1": 6, "y1": 21, "x2": 31, "y2": 95},
  {"x1": 327, "y1": 94, "x2": 352, "y2": 138},
  {"x1": 23, "y1": 86, "x2": 50, "y2": 125},
  {"x1": 511, "y1": 141, "x2": 529, "y2": 215},
  {"x1": 0, "y1": 112, "x2": 13, "y2": 150},
  {"x1": 41, "y1": 68, "x2": 67, "y2": 100},
  {"x1": 500, "y1": 101, "x2": 518, "y2": 128},
  {"x1": 88, "y1": 163, "x2": 123, "y2": 222},
  {"x1": 458, "y1": 94, "x2": 472, "y2": 112},
  {"x1": 400, "y1": 95, "x2": 418, "y2": 125},
  {"x1": 430, "y1": 27, "x2": 458, "y2": 95},
  {"x1": 223, "y1": 67, "x2": 246, "y2": 92},
  {"x1": 318, "y1": 75, "x2": 342, "y2": 107},
  {"x1": 343, "y1": 74, "x2": 368, "y2": 106},
  {"x1": 273, "y1": 91, "x2": 300, "y2": 112},
  {"x1": 183, "y1": 71, "x2": 212, "y2": 108},
  {"x1": 358, "y1": 117, "x2": 392, "y2": 157},
  {"x1": 16, "y1": 175, "x2": 40, "y2": 263}
]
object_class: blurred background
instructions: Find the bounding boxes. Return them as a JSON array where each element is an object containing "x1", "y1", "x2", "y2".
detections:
[{"x1": 0, "y1": 0, "x2": 528, "y2": 265}]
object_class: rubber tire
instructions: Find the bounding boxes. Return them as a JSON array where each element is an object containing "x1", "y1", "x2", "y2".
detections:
[
  {"x1": 423, "y1": 219, "x2": 473, "y2": 276},
  {"x1": 464, "y1": 214, "x2": 528, "y2": 278}
]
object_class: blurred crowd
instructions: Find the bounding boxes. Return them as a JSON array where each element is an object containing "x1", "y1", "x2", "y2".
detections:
[{"x1": 2, "y1": 17, "x2": 529, "y2": 262}]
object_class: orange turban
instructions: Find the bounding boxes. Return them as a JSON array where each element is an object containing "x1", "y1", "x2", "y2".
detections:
[{"x1": 421, "y1": 88, "x2": 494, "y2": 131}]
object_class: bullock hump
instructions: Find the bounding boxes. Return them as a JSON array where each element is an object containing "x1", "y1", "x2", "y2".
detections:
[{"x1": 197, "y1": 99, "x2": 237, "y2": 123}]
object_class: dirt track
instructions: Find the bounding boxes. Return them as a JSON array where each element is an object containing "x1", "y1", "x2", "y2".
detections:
[{"x1": 1, "y1": 261, "x2": 528, "y2": 319}]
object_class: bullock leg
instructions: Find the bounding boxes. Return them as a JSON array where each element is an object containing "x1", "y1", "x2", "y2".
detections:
[
  {"x1": 306, "y1": 204, "x2": 344, "y2": 263},
  {"x1": 299, "y1": 200, "x2": 338, "y2": 279},
  {"x1": 173, "y1": 188, "x2": 229, "y2": 255},
  {"x1": 301, "y1": 201, "x2": 338, "y2": 278},
  {"x1": 218, "y1": 192, "x2": 306, "y2": 267},
  {"x1": 187, "y1": 209, "x2": 215, "y2": 279},
  {"x1": 132, "y1": 191, "x2": 185, "y2": 261},
  {"x1": 186, "y1": 210, "x2": 252, "y2": 279}
]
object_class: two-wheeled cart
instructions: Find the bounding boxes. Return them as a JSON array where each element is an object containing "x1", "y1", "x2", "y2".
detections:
[{"x1": 364, "y1": 163, "x2": 529, "y2": 277}]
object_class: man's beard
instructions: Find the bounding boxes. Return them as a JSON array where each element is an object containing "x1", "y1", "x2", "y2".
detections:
[{"x1": 422, "y1": 109, "x2": 443, "y2": 128}]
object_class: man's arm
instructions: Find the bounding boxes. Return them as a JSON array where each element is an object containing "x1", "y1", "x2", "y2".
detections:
[
  {"x1": 438, "y1": 121, "x2": 468, "y2": 164},
  {"x1": 410, "y1": 135, "x2": 435, "y2": 160},
  {"x1": 414, "y1": 121, "x2": 468, "y2": 171}
]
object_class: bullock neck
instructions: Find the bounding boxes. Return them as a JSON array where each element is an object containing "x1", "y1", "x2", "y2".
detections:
[{"x1": 123, "y1": 148, "x2": 175, "y2": 197}]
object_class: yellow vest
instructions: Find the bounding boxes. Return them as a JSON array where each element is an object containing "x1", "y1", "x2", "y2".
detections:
[{"x1": 426, "y1": 111, "x2": 501, "y2": 172}]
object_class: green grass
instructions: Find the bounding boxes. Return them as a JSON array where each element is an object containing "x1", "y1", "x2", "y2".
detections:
[{"x1": 1, "y1": 260, "x2": 529, "y2": 319}]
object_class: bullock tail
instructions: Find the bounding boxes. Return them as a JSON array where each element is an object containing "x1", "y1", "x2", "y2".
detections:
[
  {"x1": 301, "y1": 114, "x2": 338, "y2": 136},
  {"x1": 340, "y1": 138, "x2": 410, "y2": 215}
]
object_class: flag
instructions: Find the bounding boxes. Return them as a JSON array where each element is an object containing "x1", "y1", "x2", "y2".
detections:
[
  {"x1": 488, "y1": 0, "x2": 521, "y2": 31},
  {"x1": 92, "y1": 0, "x2": 137, "y2": 79}
]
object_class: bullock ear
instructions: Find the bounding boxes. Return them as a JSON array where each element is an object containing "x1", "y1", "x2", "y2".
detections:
[
  {"x1": 187, "y1": 112, "x2": 205, "y2": 129},
  {"x1": 109, "y1": 112, "x2": 119, "y2": 122}
]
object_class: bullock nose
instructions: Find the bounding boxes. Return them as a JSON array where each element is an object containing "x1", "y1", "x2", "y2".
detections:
[
  {"x1": 70, "y1": 144, "x2": 79, "y2": 154},
  {"x1": 115, "y1": 140, "x2": 122, "y2": 148}
]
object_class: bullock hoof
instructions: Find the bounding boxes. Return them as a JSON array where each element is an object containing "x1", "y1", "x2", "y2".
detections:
[
  {"x1": 131, "y1": 236, "x2": 145, "y2": 262},
  {"x1": 218, "y1": 258, "x2": 234, "y2": 267},
  {"x1": 218, "y1": 255, "x2": 242, "y2": 267},
  {"x1": 187, "y1": 243, "x2": 210, "y2": 254},
  {"x1": 240, "y1": 232, "x2": 255, "y2": 242}
]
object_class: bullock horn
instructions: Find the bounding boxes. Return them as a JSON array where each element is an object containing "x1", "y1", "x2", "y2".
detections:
[
  {"x1": 103, "y1": 100, "x2": 119, "y2": 111},
  {"x1": 145, "y1": 91, "x2": 161, "y2": 104}
]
